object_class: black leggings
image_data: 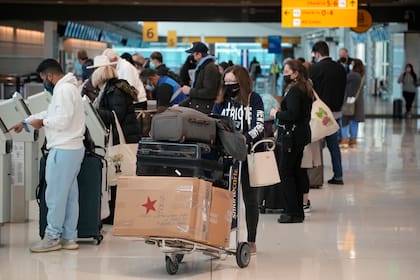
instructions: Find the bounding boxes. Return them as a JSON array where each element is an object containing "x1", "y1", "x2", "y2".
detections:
[
  {"x1": 241, "y1": 161, "x2": 260, "y2": 243},
  {"x1": 403, "y1": 91, "x2": 416, "y2": 113}
]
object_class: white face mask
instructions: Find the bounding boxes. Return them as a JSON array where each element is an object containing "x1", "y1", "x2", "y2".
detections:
[
  {"x1": 349, "y1": 64, "x2": 353, "y2": 71},
  {"x1": 145, "y1": 84, "x2": 155, "y2": 91}
]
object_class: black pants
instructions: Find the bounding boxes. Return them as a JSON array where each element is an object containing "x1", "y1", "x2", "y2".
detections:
[
  {"x1": 241, "y1": 160, "x2": 260, "y2": 243},
  {"x1": 403, "y1": 91, "x2": 416, "y2": 113},
  {"x1": 277, "y1": 146, "x2": 305, "y2": 218}
]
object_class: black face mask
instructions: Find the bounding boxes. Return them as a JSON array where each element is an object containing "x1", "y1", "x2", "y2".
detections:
[
  {"x1": 283, "y1": 75, "x2": 292, "y2": 85},
  {"x1": 225, "y1": 83, "x2": 240, "y2": 98}
]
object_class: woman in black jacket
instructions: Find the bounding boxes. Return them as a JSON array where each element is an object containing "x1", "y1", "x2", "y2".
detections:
[
  {"x1": 270, "y1": 59, "x2": 314, "y2": 223},
  {"x1": 91, "y1": 65, "x2": 141, "y2": 225},
  {"x1": 91, "y1": 66, "x2": 141, "y2": 145}
]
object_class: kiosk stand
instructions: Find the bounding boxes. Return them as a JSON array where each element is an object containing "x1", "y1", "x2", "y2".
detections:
[
  {"x1": 0, "y1": 92, "x2": 39, "y2": 222},
  {"x1": 0, "y1": 117, "x2": 12, "y2": 226}
]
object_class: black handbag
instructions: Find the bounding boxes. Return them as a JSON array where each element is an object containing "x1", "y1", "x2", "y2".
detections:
[{"x1": 277, "y1": 124, "x2": 296, "y2": 153}]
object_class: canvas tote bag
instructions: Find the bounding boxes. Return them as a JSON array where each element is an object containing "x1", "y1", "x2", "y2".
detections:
[
  {"x1": 247, "y1": 139, "x2": 281, "y2": 187},
  {"x1": 106, "y1": 111, "x2": 137, "y2": 186},
  {"x1": 310, "y1": 90, "x2": 339, "y2": 142}
]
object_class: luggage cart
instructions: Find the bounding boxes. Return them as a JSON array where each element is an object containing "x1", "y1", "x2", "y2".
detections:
[{"x1": 144, "y1": 160, "x2": 251, "y2": 275}]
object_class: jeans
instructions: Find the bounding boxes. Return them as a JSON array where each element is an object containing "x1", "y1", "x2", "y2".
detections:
[
  {"x1": 341, "y1": 120, "x2": 359, "y2": 139},
  {"x1": 325, "y1": 123, "x2": 343, "y2": 179},
  {"x1": 45, "y1": 147, "x2": 85, "y2": 240}
]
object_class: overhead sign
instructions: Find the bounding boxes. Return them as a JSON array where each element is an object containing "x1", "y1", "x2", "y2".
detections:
[
  {"x1": 268, "y1": 36, "x2": 282, "y2": 53},
  {"x1": 282, "y1": 0, "x2": 358, "y2": 28},
  {"x1": 167, "y1": 30, "x2": 177, "y2": 47},
  {"x1": 142, "y1": 22, "x2": 158, "y2": 42},
  {"x1": 351, "y1": 9, "x2": 373, "y2": 33}
]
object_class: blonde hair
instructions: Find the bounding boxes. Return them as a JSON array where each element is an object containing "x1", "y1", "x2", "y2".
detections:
[{"x1": 91, "y1": 66, "x2": 118, "y2": 88}]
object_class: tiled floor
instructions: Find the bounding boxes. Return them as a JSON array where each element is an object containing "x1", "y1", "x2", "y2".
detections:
[{"x1": 1, "y1": 118, "x2": 420, "y2": 280}]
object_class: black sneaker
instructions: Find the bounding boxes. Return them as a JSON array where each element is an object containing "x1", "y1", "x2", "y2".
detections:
[
  {"x1": 303, "y1": 200, "x2": 311, "y2": 213},
  {"x1": 328, "y1": 177, "x2": 344, "y2": 185}
]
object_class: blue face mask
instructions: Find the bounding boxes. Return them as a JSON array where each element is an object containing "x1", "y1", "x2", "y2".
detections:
[
  {"x1": 145, "y1": 84, "x2": 155, "y2": 91},
  {"x1": 74, "y1": 61, "x2": 83, "y2": 75},
  {"x1": 43, "y1": 80, "x2": 54, "y2": 94}
]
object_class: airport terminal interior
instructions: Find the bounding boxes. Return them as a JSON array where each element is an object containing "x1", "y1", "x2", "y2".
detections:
[{"x1": 1, "y1": 0, "x2": 420, "y2": 279}]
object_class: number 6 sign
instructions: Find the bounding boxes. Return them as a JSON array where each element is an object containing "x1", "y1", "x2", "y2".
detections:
[{"x1": 143, "y1": 22, "x2": 158, "y2": 42}]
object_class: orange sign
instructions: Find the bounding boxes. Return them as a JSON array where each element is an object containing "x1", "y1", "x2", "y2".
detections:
[
  {"x1": 282, "y1": 0, "x2": 358, "y2": 28},
  {"x1": 351, "y1": 9, "x2": 373, "y2": 33}
]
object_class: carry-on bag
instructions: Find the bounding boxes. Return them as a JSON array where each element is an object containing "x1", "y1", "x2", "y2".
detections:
[
  {"x1": 150, "y1": 106, "x2": 216, "y2": 144},
  {"x1": 136, "y1": 139, "x2": 223, "y2": 182},
  {"x1": 37, "y1": 152, "x2": 105, "y2": 244},
  {"x1": 393, "y1": 99, "x2": 403, "y2": 119}
]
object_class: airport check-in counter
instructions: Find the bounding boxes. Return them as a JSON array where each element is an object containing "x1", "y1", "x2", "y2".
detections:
[
  {"x1": 0, "y1": 92, "x2": 39, "y2": 222},
  {"x1": 0, "y1": 117, "x2": 12, "y2": 226}
]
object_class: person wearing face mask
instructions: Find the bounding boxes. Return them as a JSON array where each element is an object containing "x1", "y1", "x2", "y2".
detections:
[
  {"x1": 13, "y1": 59, "x2": 86, "y2": 252},
  {"x1": 309, "y1": 41, "x2": 347, "y2": 185},
  {"x1": 212, "y1": 65, "x2": 265, "y2": 255},
  {"x1": 270, "y1": 59, "x2": 314, "y2": 223},
  {"x1": 140, "y1": 69, "x2": 187, "y2": 113},
  {"x1": 180, "y1": 42, "x2": 220, "y2": 114}
]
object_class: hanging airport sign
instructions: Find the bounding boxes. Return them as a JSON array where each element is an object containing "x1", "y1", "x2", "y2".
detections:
[
  {"x1": 282, "y1": 0, "x2": 358, "y2": 28},
  {"x1": 143, "y1": 22, "x2": 158, "y2": 42},
  {"x1": 167, "y1": 30, "x2": 177, "y2": 47},
  {"x1": 351, "y1": 9, "x2": 373, "y2": 33}
]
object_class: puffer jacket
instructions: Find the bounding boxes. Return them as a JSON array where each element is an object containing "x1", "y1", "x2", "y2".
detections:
[{"x1": 98, "y1": 78, "x2": 141, "y2": 144}]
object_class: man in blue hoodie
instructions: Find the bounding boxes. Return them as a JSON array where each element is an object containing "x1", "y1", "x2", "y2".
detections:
[{"x1": 179, "y1": 42, "x2": 220, "y2": 114}]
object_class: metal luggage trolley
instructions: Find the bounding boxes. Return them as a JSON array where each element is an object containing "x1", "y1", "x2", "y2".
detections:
[{"x1": 144, "y1": 160, "x2": 251, "y2": 275}]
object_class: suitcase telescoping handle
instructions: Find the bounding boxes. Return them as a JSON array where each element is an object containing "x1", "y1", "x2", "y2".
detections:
[{"x1": 188, "y1": 118, "x2": 209, "y2": 125}]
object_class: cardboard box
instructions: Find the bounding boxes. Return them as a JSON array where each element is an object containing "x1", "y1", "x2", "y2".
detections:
[
  {"x1": 113, "y1": 176, "x2": 211, "y2": 244},
  {"x1": 208, "y1": 186, "x2": 233, "y2": 248},
  {"x1": 113, "y1": 176, "x2": 233, "y2": 248}
]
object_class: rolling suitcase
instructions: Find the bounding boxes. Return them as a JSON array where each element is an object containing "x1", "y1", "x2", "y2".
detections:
[
  {"x1": 136, "y1": 139, "x2": 224, "y2": 182},
  {"x1": 393, "y1": 99, "x2": 403, "y2": 119},
  {"x1": 259, "y1": 183, "x2": 286, "y2": 213},
  {"x1": 308, "y1": 165, "x2": 324, "y2": 188},
  {"x1": 37, "y1": 152, "x2": 104, "y2": 244},
  {"x1": 150, "y1": 106, "x2": 216, "y2": 144}
]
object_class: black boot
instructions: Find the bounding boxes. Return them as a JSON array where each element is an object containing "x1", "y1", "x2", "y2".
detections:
[{"x1": 102, "y1": 186, "x2": 117, "y2": 225}]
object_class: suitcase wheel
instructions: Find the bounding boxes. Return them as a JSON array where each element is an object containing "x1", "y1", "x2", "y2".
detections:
[
  {"x1": 259, "y1": 205, "x2": 267, "y2": 214},
  {"x1": 94, "y1": 234, "x2": 104, "y2": 245}
]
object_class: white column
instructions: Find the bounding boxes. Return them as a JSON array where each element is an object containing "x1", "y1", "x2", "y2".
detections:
[{"x1": 43, "y1": 21, "x2": 58, "y2": 59}]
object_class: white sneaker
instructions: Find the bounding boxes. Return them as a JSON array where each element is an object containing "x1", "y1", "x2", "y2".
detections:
[
  {"x1": 61, "y1": 239, "x2": 79, "y2": 250},
  {"x1": 30, "y1": 236, "x2": 62, "y2": 253},
  {"x1": 303, "y1": 200, "x2": 311, "y2": 213}
]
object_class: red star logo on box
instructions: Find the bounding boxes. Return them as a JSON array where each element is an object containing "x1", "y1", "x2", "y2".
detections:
[{"x1": 142, "y1": 196, "x2": 157, "y2": 214}]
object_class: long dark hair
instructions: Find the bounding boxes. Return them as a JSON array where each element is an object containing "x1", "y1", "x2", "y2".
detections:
[
  {"x1": 284, "y1": 59, "x2": 314, "y2": 99},
  {"x1": 352, "y1": 58, "x2": 366, "y2": 77},
  {"x1": 404, "y1": 63, "x2": 417, "y2": 87},
  {"x1": 217, "y1": 65, "x2": 253, "y2": 106}
]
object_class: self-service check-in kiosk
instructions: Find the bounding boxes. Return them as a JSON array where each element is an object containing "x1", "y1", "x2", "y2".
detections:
[
  {"x1": 82, "y1": 96, "x2": 109, "y2": 156},
  {"x1": 0, "y1": 92, "x2": 39, "y2": 222},
  {"x1": 0, "y1": 117, "x2": 12, "y2": 226}
]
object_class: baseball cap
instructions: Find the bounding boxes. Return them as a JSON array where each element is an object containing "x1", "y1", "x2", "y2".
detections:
[{"x1": 185, "y1": 42, "x2": 209, "y2": 54}]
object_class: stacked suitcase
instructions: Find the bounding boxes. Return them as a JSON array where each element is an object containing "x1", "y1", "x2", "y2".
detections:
[{"x1": 136, "y1": 139, "x2": 225, "y2": 184}]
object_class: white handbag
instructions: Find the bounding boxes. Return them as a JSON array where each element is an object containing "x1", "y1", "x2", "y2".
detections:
[
  {"x1": 105, "y1": 111, "x2": 137, "y2": 186},
  {"x1": 247, "y1": 139, "x2": 281, "y2": 187},
  {"x1": 310, "y1": 90, "x2": 339, "y2": 142}
]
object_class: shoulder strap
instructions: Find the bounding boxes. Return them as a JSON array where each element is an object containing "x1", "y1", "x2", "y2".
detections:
[{"x1": 354, "y1": 75, "x2": 365, "y2": 100}]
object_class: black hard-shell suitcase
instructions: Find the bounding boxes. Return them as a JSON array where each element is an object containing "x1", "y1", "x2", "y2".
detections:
[
  {"x1": 393, "y1": 99, "x2": 403, "y2": 119},
  {"x1": 150, "y1": 106, "x2": 216, "y2": 144},
  {"x1": 37, "y1": 152, "x2": 104, "y2": 244},
  {"x1": 259, "y1": 183, "x2": 285, "y2": 213},
  {"x1": 136, "y1": 139, "x2": 224, "y2": 182}
]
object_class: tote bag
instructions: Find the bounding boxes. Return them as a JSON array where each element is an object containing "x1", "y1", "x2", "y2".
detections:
[
  {"x1": 310, "y1": 90, "x2": 339, "y2": 142},
  {"x1": 106, "y1": 111, "x2": 137, "y2": 186},
  {"x1": 247, "y1": 139, "x2": 281, "y2": 187}
]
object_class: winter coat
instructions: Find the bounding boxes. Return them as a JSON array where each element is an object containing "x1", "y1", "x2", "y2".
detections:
[
  {"x1": 310, "y1": 57, "x2": 347, "y2": 113},
  {"x1": 180, "y1": 56, "x2": 220, "y2": 114},
  {"x1": 342, "y1": 71, "x2": 365, "y2": 125},
  {"x1": 97, "y1": 78, "x2": 141, "y2": 145}
]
